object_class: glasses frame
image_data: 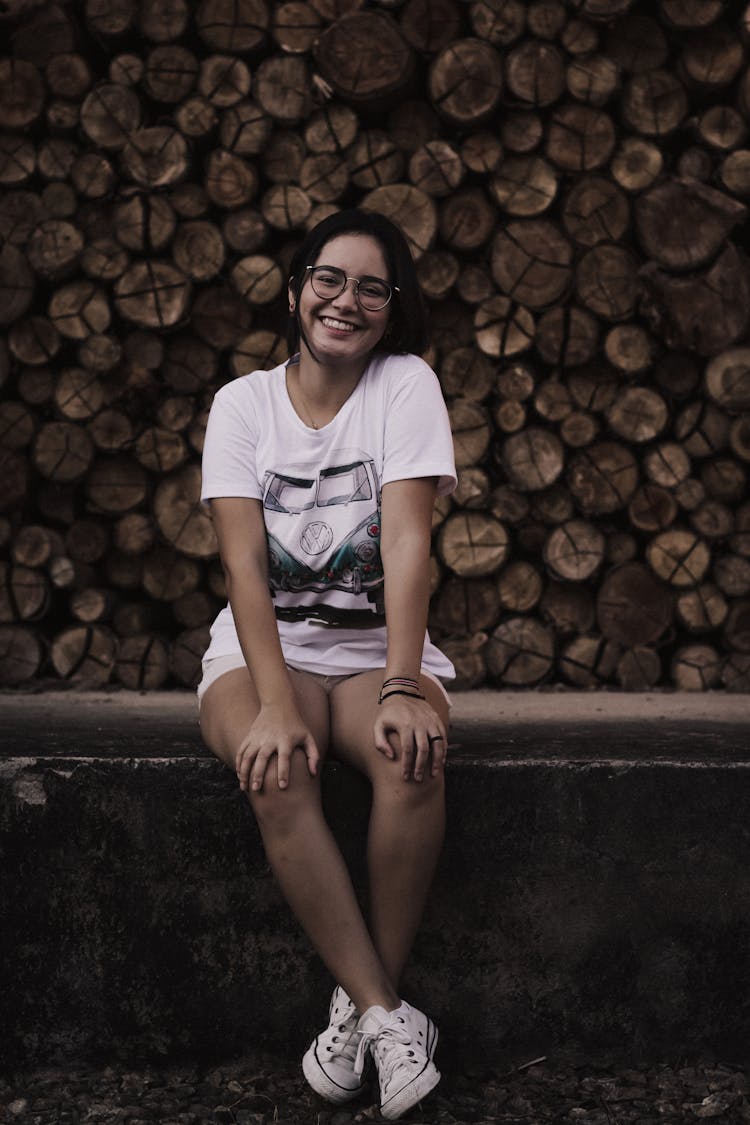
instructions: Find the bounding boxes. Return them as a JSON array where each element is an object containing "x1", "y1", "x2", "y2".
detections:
[{"x1": 304, "y1": 265, "x2": 399, "y2": 311}]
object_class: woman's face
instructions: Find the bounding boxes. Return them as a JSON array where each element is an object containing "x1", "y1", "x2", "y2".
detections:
[{"x1": 293, "y1": 233, "x2": 392, "y2": 373}]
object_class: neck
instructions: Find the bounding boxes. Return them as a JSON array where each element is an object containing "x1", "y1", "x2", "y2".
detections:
[
  {"x1": 295, "y1": 347, "x2": 370, "y2": 403},
  {"x1": 287, "y1": 356, "x2": 368, "y2": 430}
]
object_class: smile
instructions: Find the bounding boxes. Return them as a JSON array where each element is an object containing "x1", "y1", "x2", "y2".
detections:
[{"x1": 320, "y1": 316, "x2": 358, "y2": 333}]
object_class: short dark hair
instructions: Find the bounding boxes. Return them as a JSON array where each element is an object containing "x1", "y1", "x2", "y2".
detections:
[{"x1": 286, "y1": 208, "x2": 429, "y2": 356}]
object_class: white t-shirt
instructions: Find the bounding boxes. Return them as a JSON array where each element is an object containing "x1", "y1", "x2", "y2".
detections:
[{"x1": 200, "y1": 351, "x2": 457, "y2": 679}]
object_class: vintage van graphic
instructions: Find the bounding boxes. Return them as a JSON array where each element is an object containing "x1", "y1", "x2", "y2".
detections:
[{"x1": 262, "y1": 449, "x2": 383, "y2": 601}]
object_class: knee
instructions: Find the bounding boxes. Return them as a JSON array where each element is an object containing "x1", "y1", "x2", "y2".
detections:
[
  {"x1": 247, "y1": 750, "x2": 319, "y2": 832},
  {"x1": 375, "y1": 759, "x2": 445, "y2": 810}
]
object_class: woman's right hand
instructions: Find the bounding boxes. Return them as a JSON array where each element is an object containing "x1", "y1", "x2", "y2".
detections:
[{"x1": 235, "y1": 703, "x2": 320, "y2": 793}]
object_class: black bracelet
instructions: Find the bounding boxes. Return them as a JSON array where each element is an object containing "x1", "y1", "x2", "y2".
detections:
[
  {"x1": 378, "y1": 689, "x2": 426, "y2": 704},
  {"x1": 381, "y1": 676, "x2": 420, "y2": 690}
]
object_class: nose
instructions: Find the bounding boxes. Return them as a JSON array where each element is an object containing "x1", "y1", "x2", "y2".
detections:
[{"x1": 331, "y1": 278, "x2": 359, "y2": 308}]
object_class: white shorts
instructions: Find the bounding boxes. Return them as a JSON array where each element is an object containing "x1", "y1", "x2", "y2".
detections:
[{"x1": 196, "y1": 653, "x2": 452, "y2": 709}]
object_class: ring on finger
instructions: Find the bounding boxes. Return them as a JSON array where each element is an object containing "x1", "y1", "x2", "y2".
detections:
[{"x1": 428, "y1": 735, "x2": 444, "y2": 745}]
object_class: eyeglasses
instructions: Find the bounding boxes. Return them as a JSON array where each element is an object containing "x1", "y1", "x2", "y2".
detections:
[{"x1": 305, "y1": 265, "x2": 398, "y2": 311}]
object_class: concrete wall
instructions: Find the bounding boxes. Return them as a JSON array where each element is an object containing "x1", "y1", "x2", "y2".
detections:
[{"x1": 3, "y1": 724, "x2": 750, "y2": 1069}]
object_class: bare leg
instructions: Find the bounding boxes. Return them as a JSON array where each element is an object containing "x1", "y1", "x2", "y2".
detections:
[
  {"x1": 330, "y1": 670, "x2": 448, "y2": 990},
  {"x1": 199, "y1": 666, "x2": 398, "y2": 1014}
]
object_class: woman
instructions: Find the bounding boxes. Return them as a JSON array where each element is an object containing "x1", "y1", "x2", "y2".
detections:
[{"x1": 198, "y1": 208, "x2": 457, "y2": 1121}]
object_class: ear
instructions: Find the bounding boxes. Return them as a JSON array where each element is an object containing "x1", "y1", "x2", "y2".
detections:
[{"x1": 288, "y1": 279, "x2": 296, "y2": 311}]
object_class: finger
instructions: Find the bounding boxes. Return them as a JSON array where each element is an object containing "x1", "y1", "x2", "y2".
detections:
[
  {"x1": 412, "y1": 729, "x2": 432, "y2": 782},
  {"x1": 429, "y1": 728, "x2": 448, "y2": 775},
  {"x1": 249, "y1": 746, "x2": 274, "y2": 792},
  {"x1": 400, "y1": 729, "x2": 416, "y2": 780},
  {"x1": 275, "y1": 745, "x2": 294, "y2": 789},
  {"x1": 304, "y1": 734, "x2": 320, "y2": 777},
  {"x1": 236, "y1": 744, "x2": 257, "y2": 791},
  {"x1": 372, "y1": 718, "x2": 396, "y2": 759}
]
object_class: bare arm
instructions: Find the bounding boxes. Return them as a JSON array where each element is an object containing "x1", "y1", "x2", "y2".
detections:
[
  {"x1": 374, "y1": 478, "x2": 447, "y2": 781},
  {"x1": 209, "y1": 496, "x2": 319, "y2": 789}
]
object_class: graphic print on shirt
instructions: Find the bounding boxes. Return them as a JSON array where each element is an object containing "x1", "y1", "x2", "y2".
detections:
[{"x1": 262, "y1": 448, "x2": 384, "y2": 611}]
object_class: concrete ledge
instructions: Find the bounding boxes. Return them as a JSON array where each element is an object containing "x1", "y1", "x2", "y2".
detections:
[{"x1": 2, "y1": 690, "x2": 750, "y2": 1069}]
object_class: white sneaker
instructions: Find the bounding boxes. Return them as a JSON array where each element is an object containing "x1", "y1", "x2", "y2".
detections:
[
  {"x1": 302, "y1": 986, "x2": 367, "y2": 1104},
  {"x1": 355, "y1": 1001, "x2": 440, "y2": 1120}
]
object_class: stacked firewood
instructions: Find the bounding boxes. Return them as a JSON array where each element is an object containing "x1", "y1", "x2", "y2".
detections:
[{"x1": 1, "y1": 0, "x2": 749, "y2": 692}]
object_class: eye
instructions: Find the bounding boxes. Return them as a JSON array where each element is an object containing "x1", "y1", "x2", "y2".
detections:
[
  {"x1": 313, "y1": 269, "x2": 342, "y2": 288},
  {"x1": 361, "y1": 282, "x2": 386, "y2": 298}
]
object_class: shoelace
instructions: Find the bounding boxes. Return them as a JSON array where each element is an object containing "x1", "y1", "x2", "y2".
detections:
[
  {"x1": 322, "y1": 1000, "x2": 361, "y2": 1064},
  {"x1": 325, "y1": 1022, "x2": 360, "y2": 1064},
  {"x1": 354, "y1": 1013, "x2": 417, "y2": 1086}
]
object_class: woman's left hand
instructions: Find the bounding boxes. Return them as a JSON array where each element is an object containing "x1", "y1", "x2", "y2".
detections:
[{"x1": 373, "y1": 695, "x2": 448, "y2": 782}]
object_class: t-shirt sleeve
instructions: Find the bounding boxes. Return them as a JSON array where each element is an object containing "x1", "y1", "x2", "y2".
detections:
[
  {"x1": 200, "y1": 382, "x2": 263, "y2": 502},
  {"x1": 382, "y1": 359, "x2": 457, "y2": 495}
]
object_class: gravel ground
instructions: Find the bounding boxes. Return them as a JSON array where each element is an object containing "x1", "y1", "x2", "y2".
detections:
[{"x1": 3, "y1": 1051, "x2": 750, "y2": 1124}]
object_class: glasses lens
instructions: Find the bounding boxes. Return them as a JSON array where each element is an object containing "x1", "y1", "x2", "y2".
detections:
[
  {"x1": 357, "y1": 279, "x2": 391, "y2": 310},
  {"x1": 310, "y1": 267, "x2": 345, "y2": 299}
]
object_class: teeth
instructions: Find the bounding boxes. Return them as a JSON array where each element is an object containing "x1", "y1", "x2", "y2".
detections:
[{"x1": 321, "y1": 317, "x2": 356, "y2": 332}]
